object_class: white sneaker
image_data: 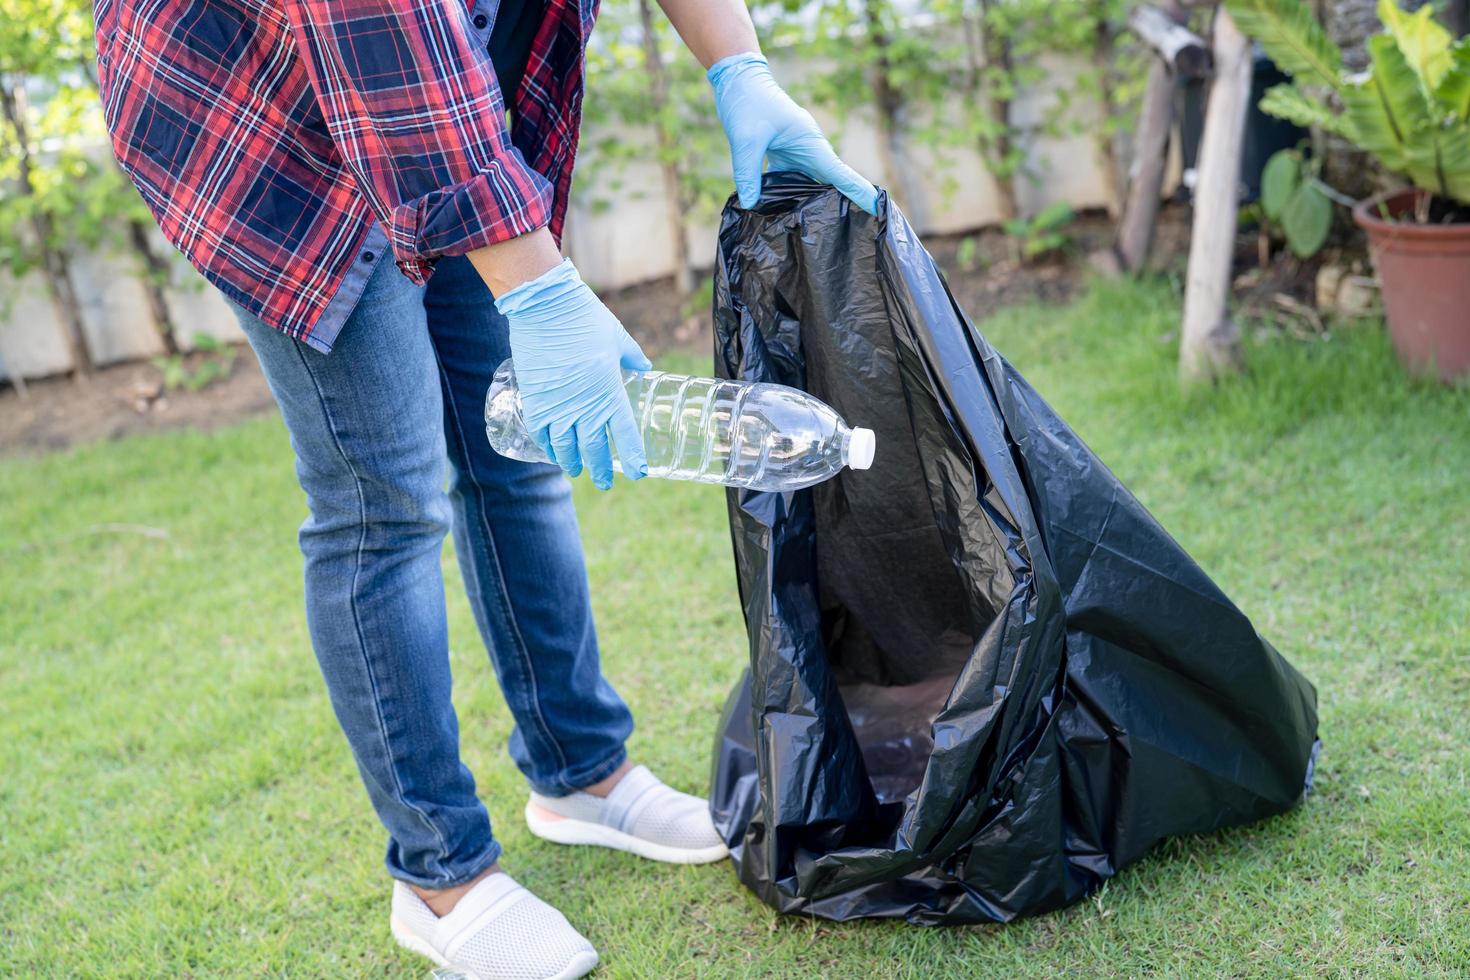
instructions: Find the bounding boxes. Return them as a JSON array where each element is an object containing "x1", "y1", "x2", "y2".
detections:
[
  {"x1": 525, "y1": 765, "x2": 730, "y2": 865},
  {"x1": 389, "y1": 873, "x2": 598, "y2": 980}
]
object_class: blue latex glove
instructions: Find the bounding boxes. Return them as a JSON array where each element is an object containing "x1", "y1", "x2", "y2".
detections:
[
  {"x1": 495, "y1": 258, "x2": 650, "y2": 490},
  {"x1": 708, "y1": 52, "x2": 879, "y2": 214}
]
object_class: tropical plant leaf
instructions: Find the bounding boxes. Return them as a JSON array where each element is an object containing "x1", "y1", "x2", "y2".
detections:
[
  {"x1": 1343, "y1": 33, "x2": 1433, "y2": 174},
  {"x1": 1259, "y1": 83, "x2": 1355, "y2": 137},
  {"x1": 1261, "y1": 149, "x2": 1302, "y2": 220},
  {"x1": 1281, "y1": 182, "x2": 1333, "y2": 257},
  {"x1": 1433, "y1": 38, "x2": 1470, "y2": 120},
  {"x1": 1377, "y1": 0, "x2": 1454, "y2": 92},
  {"x1": 1401, "y1": 125, "x2": 1470, "y2": 204},
  {"x1": 1225, "y1": 0, "x2": 1344, "y2": 91}
]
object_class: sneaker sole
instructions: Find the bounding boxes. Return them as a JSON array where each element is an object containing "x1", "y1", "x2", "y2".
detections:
[
  {"x1": 390, "y1": 914, "x2": 599, "y2": 980},
  {"x1": 524, "y1": 804, "x2": 730, "y2": 865}
]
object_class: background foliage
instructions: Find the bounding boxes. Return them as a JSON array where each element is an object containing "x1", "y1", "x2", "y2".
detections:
[
  {"x1": 0, "y1": 0, "x2": 150, "y2": 277},
  {"x1": 578, "y1": 0, "x2": 1148, "y2": 284},
  {"x1": 1229, "y1": 0, "x2": 1470, "y2": 206},
  {"x1": 0, "y1": 0, "x2": 1148, "y2": 376}
]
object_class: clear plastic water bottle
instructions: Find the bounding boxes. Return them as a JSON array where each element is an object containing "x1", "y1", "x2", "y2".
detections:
[{"x1": 484, "y1": 358, "x2": 875, "y2": 491}]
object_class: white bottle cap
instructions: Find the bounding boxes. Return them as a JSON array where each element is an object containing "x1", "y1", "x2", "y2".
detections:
[{"x1": 847, "y1": 427, "x2": 876, "y2": 470}]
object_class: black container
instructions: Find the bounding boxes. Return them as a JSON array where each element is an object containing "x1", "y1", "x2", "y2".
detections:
[{"x1": 1178, "y1": 47, "x2": 1307, "y2": 202}]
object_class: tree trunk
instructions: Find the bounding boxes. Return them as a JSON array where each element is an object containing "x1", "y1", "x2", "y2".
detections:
[
  {"x1": 636, "y1": 0, "x2": 694, "y2": 298},
  {"x1": 128, "y1": 220, "x2": 180, "y2": 355},
  {"x1": 0, "y1": 79, "x2": 93, "y2": 379},
  {"x1": 1091, "y1": 13, "x2": 1125, "y2": 218},
  {"x1": 863, "y1": 0, "x2": 922, "y2": 217},
  {"x1": 966, "y1": 0, "x2": 1020, "y2": 222},
  {"x1": 1179, "y1": 9, "x2": 1250, "y2": 384}
]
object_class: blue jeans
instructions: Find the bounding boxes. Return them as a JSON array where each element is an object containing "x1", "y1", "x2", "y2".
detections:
[{"x1": 233, "y1": 256, "x2": 634, "y2": 889}]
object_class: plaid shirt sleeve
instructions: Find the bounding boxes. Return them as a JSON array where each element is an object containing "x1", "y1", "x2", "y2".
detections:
[{"x1": 280, "y1": 0, "x2": 554, "y2": 266}]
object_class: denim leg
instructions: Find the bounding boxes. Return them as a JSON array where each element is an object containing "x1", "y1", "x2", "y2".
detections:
[
  {"x1": 423, "y1": 256, "x2": 634, "y2": 796},
  {"x1": 232, "y1": 261, "x2": 499, "y2": 888}
]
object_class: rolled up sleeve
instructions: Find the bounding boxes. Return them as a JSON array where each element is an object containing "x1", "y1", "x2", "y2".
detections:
[{"x1": 281, "y1": 0, "x2": 552, "y2": 271}]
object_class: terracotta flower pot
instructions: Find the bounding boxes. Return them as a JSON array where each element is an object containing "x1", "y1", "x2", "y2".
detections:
[{"x1": 1353, "y1": 189, "x2": 1470, "y2": 382}]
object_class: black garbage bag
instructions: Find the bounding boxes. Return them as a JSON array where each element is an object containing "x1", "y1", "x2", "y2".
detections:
[{"x1": 708, "y1": 174, "x2": 1319, "y2": 925}]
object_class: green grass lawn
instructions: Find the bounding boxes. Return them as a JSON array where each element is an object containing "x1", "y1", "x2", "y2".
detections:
[{"x1": 3, "y1": 277, "x2": 1468, "y2": 977}]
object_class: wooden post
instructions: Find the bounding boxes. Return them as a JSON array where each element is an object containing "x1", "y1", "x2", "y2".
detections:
[
  {"x1": 1179, "y1": 7, "x2": 1250, "y2": 384},
  {"x1": 1112, "y1": 2, "x2": 1208, "y2": 273},
  {"x1": 1129, "y1": 4, "x2": 1212, "y2": 75},
  {"x1": 1115, "y1": 59, "x2": 1178, "y2": 271}
]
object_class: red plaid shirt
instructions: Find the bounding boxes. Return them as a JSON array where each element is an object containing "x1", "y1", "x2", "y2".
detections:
[{"x1": 93, "y1": 0, "x2": 593, "y2": 352}]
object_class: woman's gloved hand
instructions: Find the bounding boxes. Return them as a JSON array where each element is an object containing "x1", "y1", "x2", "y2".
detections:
[
  {"x1": 495, "y1": 258, "x2": 650, "y2": 490},
  {"x1": 708, "y1": 52, "x2": 879, "y2": 214}
]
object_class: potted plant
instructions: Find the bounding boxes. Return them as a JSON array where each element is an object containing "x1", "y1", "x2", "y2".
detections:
[{"x1": 1227, "y1": 0, "x2": 1470, "y2": 381}]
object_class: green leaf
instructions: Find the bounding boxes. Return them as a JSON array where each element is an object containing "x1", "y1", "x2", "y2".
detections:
[
  {"x1": 1025, "y1": 231, "x2": 1069, "y2": 258},
  {"x1": 1342, "y1": 33, "x2": 1433, "y2": 174},
  {"x1": 1032, "y1": 201, "x2": 1074, "y2": 231},
  {"x1": 1280, "y1": 182, "x2": 1333, "y2": 257},
  {"x1": 1340, "y1": 32, "x2": 1470, "y2": 204},
  {"x1": 1259, "y1": 83, "x2": 1355, "y2": 138},
  {"x1": 1225, "y1": 0, "x2": 1343, "y2": 91},
  {"x1": 1401, "y1": 125, "x2": 1470, "y2": 204},
  {"x1": 1377, "y1": 0, "x2": 1453, "y2": 92},
  {"x1": 1432, "y1": 38, "x2": 1470, "y2": 119},
  {"x1": 1261, "y1": 149, "x2": 1303, "y2": 219}
]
